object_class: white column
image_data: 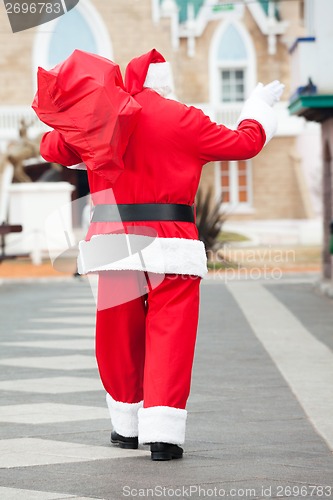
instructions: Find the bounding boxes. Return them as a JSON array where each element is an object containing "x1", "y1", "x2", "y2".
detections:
[{"x1": 7, "y1": 182, "x2": 75, "y2": 265}]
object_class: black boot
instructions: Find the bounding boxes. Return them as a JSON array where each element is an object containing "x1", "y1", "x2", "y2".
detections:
[
  {"x1": 150, "y1": 442, "x2": 183, "y2": 461},
  {"x1": 110, "y1": 431, "x2": 138, "y2": 449}
]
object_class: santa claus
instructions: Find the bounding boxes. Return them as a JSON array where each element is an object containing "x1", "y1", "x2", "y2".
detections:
[{"x1": 34, "y1": 48, "x2": 284, "y2": 461}]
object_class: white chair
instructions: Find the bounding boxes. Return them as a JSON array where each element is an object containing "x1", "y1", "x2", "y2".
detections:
[{"x1": 0, "y1": 163, "x2": 14, "y2": 224}]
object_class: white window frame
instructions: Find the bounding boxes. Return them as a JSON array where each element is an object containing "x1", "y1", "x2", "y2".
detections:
[
  {"x1": 209, "y1": 20, "x2": 257, "y2": 113},
  {"x1": 219, "y1": 67, "x2": 247, "y2": 103},
  {"x1": 215, "y1": 160, "x2": 255, "y2": 214}
]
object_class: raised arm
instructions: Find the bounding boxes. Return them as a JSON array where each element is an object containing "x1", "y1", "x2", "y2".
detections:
[{"x1": 198, "y1": 80, "x2": 284, "y2": 164}]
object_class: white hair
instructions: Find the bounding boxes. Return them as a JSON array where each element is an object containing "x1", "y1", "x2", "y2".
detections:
[{"x1": 143, "y1": 61, "x2": 177, "y2": 99}]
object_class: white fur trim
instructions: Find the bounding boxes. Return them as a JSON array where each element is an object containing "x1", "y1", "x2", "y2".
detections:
[
  {"x1": 138, "y1": 406, "x2": 187, "y2": 445},
  {"x1": 236, "y1": 97, "x2": 278, "y2": 144},
  {"x1": 106, "y1": 393, "x2": 143, "y2": 437},
  {"x1": 78, "y1": 234, "x2": 207, "y2": 278},
  {"x1": 144, "y1": 62, "x2": 174, "y2": 98},
  {"x1": 66, "y1": 162, "x2": 87, "y2": 170}
]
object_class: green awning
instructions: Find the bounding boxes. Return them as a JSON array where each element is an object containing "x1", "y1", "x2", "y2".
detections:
[{"x1": 289, "y1": 95, "x2": 333, "y2": 122}]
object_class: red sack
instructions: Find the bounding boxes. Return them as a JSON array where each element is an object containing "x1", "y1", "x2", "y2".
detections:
[{"x1": 32, "y1": 50, "x2": 142, "y2": 183}]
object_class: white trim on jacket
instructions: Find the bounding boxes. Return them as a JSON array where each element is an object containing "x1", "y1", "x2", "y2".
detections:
[{"x1": 78, "y1": 234, "x2": 208, "y2": 278}]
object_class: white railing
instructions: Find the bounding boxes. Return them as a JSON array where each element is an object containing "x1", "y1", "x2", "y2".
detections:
[
  {"x1": 188, "y1": 101, "x2": 305, "y2": 136},
  {"x1": 215, "y1": 103, "x2": 243, "y2": 128},
  {"x1": 0, "y1": 105, "x2": 48, "y2": 148},
  {"x1": 188, "y1": 102, "x2": 243, "y2": 128},
  {"x1": 0, "y1": 101, "x2": 303, "y2": 151}
]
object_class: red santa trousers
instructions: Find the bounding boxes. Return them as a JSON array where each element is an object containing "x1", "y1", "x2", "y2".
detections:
[{"x1": 95, "y1": 270, "x2": 201, "y2": 445}]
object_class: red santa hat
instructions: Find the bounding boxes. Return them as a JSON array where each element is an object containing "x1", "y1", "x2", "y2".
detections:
[{"x1": 125, "y1": 48, "x2": 174, "y2": 97}]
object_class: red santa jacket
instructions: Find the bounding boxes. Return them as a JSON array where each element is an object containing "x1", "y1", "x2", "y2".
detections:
[{"x1": 40, "y1": 49, "x2": 276, "y2": 278}]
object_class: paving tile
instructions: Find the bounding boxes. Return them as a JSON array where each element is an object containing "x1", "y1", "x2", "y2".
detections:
[
  {"x1": 1, "y1": 340, "x2": 95, "y2": 351},
  {"x1": 0, "y1": 366, "x2": 99, "y2": 384},
  {"x1": 51, "y1": 299, "x2": 96, "y2": 305},
  {"x1": 266, "y1": 283, "x2": 333, "y2": 352},
  {"x1": 227, "y1": 282, "x2": 333, "y2": 451},
  {"x1": 0, "y1": 419, "x2": 111, "y2": 441},
  {"x1": 0, "y1": 377, "x2": 103, "y2": 394},
  {"x1": 0, "y1": 403, "x2": 109, "y2": 424},
  {"x1": 16, "y1": 328, "x2": 94, "y2": 337},
  {"x1": 0, "y1": 487, "x2": 76, "y2": 499},
  {"x1": 28, "y1": 317, "x2": 95, "y2": 326},
  {"x1": 0, "y1": 438, "x2": 149, "y2": 468},
  {"x1": 40, "y1": 307, "x2": 96, "y2": 314},
  {"x1": 0, "y1": 355, "x2": 97, "y2": 371}
]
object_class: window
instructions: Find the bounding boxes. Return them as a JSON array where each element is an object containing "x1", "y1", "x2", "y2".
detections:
[
  {"x1": 211, "y1": 21, "x2": 256, "y2": 212},
  {"x1": 221, "y1": 69, "x2": 245, "y2": 102},
  {"x1": 33, "y1": 0, "x2": 113, "y2": 83},
  {"x1": 220, "y1": 160, "x2": 252, "y2": 207},
  {"x1": 216, "y1": 24, "x2": 248, "y2": 104},
  {"x1": 47, "y1": 8, "x2": 98, "y2": 68},
  {"x1": 210, "y1": 21, "x2": 256, "y2": 114}
]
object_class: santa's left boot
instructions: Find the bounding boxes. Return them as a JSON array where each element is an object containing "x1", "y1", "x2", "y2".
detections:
[
  {"x1": 150, "y1": 442, "x2": 183, "y2": 461},
  {"x1": 106, "y1": 394, "x2": 143, "y2": 449},
  {"x1": 138, "y1": 406, "x2": 186, "y2": 460}
]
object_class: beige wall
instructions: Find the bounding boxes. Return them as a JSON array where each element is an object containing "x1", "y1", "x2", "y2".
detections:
[
  {"x1": 199, "y1": 136, "x2": 309, "y2": 221},
  {"x1": 0, "y1": 0, "x2": 173, "y2": 105},
  {"x1": 0, "y1": 1, "x2": 300, "y2": 104},
  {"x1": 0, "y1": 8, "x2": 35, "y2": 104},
  {"x1": 252, "y1": 137, "x2": 308, "y2": 219},
  {"x1": 94, "y1": 0, "x2": 172, "y2": 74}
]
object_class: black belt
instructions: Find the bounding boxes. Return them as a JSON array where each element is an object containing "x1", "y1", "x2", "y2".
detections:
[{"x1": 92, "y1": 203, "x2": 195, "y2": 223}]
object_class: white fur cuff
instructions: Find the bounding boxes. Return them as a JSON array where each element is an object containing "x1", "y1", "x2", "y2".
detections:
[
  {"x1": 138, "y1": 406, "x2": 187, "y2": 445},
  {"x1": 106, "y1": 393, "x2": 143, "y2": 437},
  {"x1": 236, "y1": 96, "x2": 278, "y2": 144}
]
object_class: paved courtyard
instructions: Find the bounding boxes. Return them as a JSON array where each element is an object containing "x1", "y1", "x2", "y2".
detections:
[{"x1": 0, "y1": 275, "x2": 332, "y2": 499}]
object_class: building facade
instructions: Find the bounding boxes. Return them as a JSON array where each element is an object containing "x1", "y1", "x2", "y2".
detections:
[
  {"x1": 0, "y1": 0, "x2": 322, "y2": 243},
  {"x1": 289, "y1": 0, "x2": 333, "y2": 283}
]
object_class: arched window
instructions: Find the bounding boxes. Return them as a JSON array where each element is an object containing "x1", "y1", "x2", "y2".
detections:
[
  {"x1": 32, "y1": 0, "x2": 113, "y2": 83},
  {"x1": 47, "y1": 8, "x2": 98, "y2": 68},
  {"x1": 217, "y1": 24, "x2": 248, "y2": 103},
  {"x1": 209, "y1": 21, "x2": 256, "y2": 110},
  {"x1": 210, "y1": 21, "x2": 256, "y2": 213}
]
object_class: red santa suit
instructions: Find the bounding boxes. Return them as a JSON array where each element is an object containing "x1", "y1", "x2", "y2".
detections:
[{"x1": 36, "y1": 49, "x2": 281, "y2": 446}]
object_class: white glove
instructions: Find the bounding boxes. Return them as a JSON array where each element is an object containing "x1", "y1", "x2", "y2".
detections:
[{"x1": 250, "y1": 80, "x2": 285, "y2": 107}]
